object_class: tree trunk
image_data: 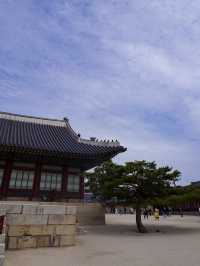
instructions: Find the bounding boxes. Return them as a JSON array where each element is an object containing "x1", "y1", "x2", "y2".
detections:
[{"x1": 136, "y1": 205, "x2": 147, "y2": 233}]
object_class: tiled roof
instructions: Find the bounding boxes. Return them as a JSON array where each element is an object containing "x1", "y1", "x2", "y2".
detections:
[{"x1": 0, "y1": 112, "x2": 126, "y2": 159}]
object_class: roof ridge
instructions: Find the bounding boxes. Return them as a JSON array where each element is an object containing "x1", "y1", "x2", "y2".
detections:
[
  {"x1": 78, "y1": 137, "x2": 121, "y2": 147},
  {"x1": 0, "y1": 111, "x2": 67, "y2": 127},
  {"x1": 0, "y1": 111, "x2": 65, "y2": 122}
]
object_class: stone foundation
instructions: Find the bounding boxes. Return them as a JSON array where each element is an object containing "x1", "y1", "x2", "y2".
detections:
[
  {"x1": 0, "y1": 202, "x2": 77, "y2": 250},
  {"x1": 0, "y1": 209, "x2": 6, "y2": 266},
  {"x1": 75, "y1": 203, "x2": 105, "y2": 225},
  {"x1": 1, "y1": 201, "x2": 105, "y2": 226}
]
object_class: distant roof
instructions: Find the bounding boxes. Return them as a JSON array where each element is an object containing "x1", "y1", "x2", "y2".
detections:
[
  {"x1": 0, "y1": 111, "x2": 126, "y2": 159},
  {"x1": 190, "y1": 181, "x2": 200, "y2": 187}
]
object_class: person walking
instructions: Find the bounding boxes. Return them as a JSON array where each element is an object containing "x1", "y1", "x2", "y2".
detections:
[
  {"x1": 143, "y1": 209, "x2": 149, "y2": 219},
  {"x1": 154, "y1": 208, "x2": 160, "y2": 222},
  {"x1": 146, "y1": 209, "x2": 149, "y2": 219}
]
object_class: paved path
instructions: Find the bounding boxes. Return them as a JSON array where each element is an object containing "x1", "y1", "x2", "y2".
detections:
[{"x1": 5, "y1": 215, "x2": 200, "y2": 266}]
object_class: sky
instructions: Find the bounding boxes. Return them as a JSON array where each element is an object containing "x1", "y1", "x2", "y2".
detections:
[{"x1": 0, "y1": 0, "x2": 200, "y2": 184}]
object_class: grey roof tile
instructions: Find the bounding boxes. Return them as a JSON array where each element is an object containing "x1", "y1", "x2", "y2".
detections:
[{"x1": 0, "y1": 112, "x2": 126, "y2": 159}]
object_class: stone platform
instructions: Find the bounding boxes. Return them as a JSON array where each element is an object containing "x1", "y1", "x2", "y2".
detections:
[{"x1": 0, "y1": 202, "x2": 77, "y2": 250}]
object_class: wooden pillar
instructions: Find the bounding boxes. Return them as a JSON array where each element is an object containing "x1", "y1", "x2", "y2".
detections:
[
  {"x1": 1, "y1": 160, "x2": 13, "y2": 198},
  {"x1": 32, "y1": 163, "x2": 41, "y2": 199},
  {"x1": 62, "y1": 166, "x2": 68, "y2": 199},
  {"x1": 79, "y1": 175, "x2": 84, "y2": 200}
]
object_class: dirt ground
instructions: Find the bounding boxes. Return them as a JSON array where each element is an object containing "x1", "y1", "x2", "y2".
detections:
[{"x1": 5, "y1": 214, "x2": 200, "y2": 266}]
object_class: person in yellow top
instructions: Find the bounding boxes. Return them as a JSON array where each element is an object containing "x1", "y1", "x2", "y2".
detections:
[{"x1": 154, "y1": 208, "x2": 160, "y2": 221}]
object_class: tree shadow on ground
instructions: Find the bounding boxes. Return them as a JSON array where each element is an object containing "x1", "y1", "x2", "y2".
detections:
[{"x1": 80, "y1": 223, "x2": 200, "y2": 237}]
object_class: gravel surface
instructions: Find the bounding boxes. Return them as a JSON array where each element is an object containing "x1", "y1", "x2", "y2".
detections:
[{"x1": 5, "y1": 214, "x2": 200, "y2": 266}]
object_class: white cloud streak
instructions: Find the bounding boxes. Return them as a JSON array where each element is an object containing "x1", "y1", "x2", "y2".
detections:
[{"x1": 1, "y1": 0, "x2": 200, "y2": 184}]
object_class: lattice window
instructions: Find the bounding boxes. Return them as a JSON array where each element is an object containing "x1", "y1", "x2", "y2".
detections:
[
  {"x1": 9, "y1": 169, "x2": 34, "y2": 189},
  {"x1": 40, "y1": 172, "x2": 62, "y2": 191},
  {"x1": 67, "y1": 174, "x2": 80, "y2": 192}
]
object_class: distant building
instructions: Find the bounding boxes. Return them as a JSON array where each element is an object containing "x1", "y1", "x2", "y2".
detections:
[
  {"x1": 190, "y1": 181, "x2": 200, "y2": 187},
  {"x1": 0, "y1": 112, "x2": 126, "y2": 201},
  {"x1": 84, "y1": 192, "x2": 95, "y2": 203}
]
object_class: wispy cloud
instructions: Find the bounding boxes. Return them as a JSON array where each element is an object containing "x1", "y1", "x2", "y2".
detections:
[{"x1": 1, "y1": 0, "x2": 200, "y2": 184}]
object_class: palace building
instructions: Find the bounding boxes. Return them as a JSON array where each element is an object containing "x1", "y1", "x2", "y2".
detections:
[{"x1": 0, "y1": 112, "x2": 126, "y2": 201}]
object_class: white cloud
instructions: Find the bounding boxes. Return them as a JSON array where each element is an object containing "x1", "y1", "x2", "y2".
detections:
[{"x1": 1, "y1": 0, "x2": 200, "y2": 184}]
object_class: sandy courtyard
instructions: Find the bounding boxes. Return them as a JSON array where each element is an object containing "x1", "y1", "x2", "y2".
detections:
[{"x1": 5, "y1": 214, "x2": 200, "y2": 266}]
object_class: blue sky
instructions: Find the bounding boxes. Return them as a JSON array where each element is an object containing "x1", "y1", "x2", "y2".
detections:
[{"x1": 1, "y1": 0, "x2": 200, "y2": 184}]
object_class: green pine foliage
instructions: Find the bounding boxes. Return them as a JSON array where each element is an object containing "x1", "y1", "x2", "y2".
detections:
[{"x1": 86, "y1": 160, "x2": 181, "y2": 233}]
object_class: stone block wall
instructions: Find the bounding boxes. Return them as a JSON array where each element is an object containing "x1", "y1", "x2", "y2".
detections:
[
  {"x1": 67, "y1": 203, "x2": 105, "y2": 225},
  {"x1": 0, "y1": 234, "x2": 5, "y2": 266},
  {"x1": 0, "y1": 209, "x2": 6, "y2": 266},
  {"x1": 0, "y1": 203, "x2": 77, "y2": 250},
  {"x1": 2, "y1": 201, "x2": 106, "y2": 226}
]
